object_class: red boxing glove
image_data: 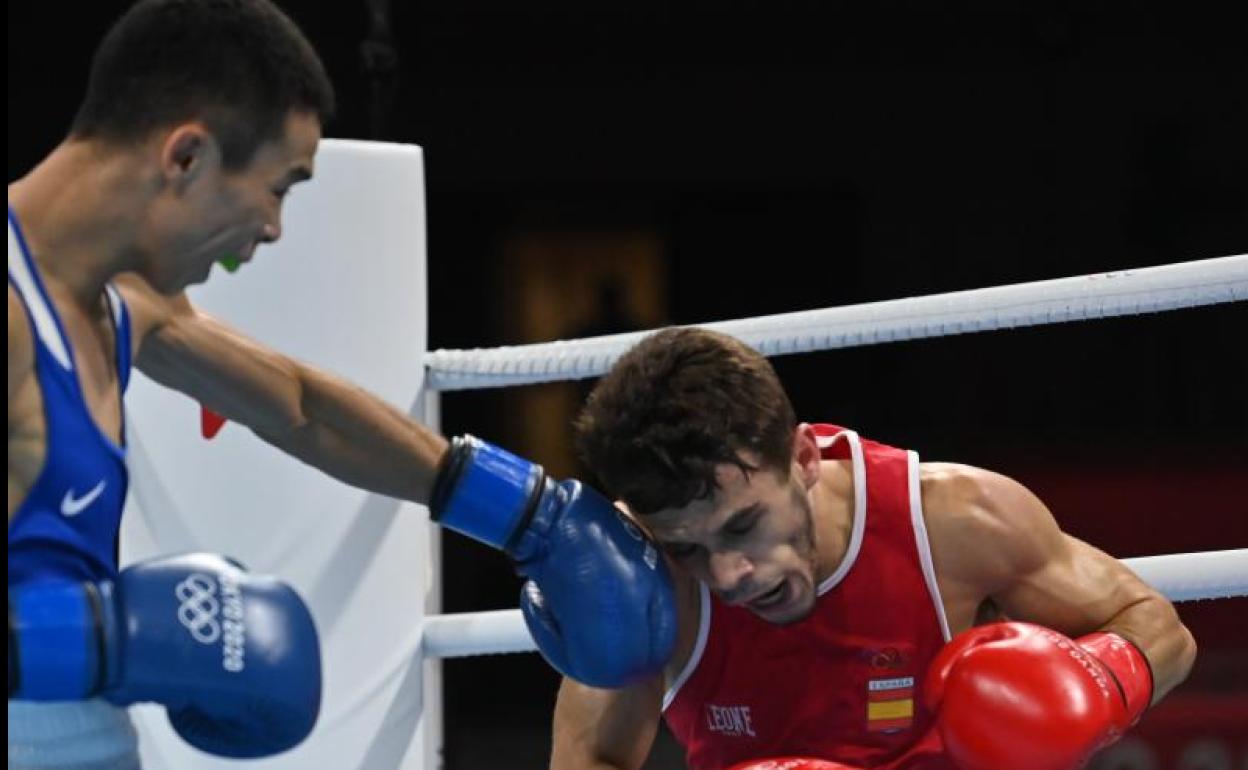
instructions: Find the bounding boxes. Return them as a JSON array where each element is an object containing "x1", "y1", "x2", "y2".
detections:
[
  {"x1": 924, "y1": 622, "x2": 1153, "y2": 770},
  {"x1": 725, "y1": 760, "x2": 864, "y2": 770}
]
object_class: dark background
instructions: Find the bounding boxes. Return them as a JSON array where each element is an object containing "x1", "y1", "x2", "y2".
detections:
[{"x1": 10, "y1": 2, "x2": 1247, "y2": 768}]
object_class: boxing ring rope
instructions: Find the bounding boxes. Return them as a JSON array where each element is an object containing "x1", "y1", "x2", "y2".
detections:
[
  {"x1": 419, "y1": 254, "x2": 1248, "y2": 660},
  {"x1": 425, "y1": 254, "x2": 1248, "y2": 391},
  {"x1": 419, "y1": 551, "x2": 1248, "y2": 660}
]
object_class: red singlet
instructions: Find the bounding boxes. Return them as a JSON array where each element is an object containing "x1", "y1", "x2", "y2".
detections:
[{"x1": 662, "y1": 426, "x2": 955, "y2": 769}]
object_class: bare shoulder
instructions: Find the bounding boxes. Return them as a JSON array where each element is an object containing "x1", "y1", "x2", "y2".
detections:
[
  {"x1": 112, "y1": 273, "x2": 193, "y2": 349},
  {"x1": 112, "y1": 272, "x2": 175, "y2": 323},
  {"x1": 920, "y1": 462, "x2": 1053, "y2": 536},
  {"x1": 919, "y1": 462, "x2": 1059, "y2": 590}
]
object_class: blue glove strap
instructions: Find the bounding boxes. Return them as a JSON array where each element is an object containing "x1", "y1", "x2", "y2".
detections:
[
  {"x1": 11, "y1": 583, "x2": 104, "y2": 699},
  {"x1": 431, "y1": 436, "x2": 543, "y2": 551}
]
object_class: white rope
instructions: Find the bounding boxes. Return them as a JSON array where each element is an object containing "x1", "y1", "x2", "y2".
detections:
[
  {"x1": 425, "y1": 254, "x2": 1248, "y2": 391},
  {"x1": 1120, "y1": 549, "x2": 1248, "y2": 602},
  {"x1": 420, "y1": 549, "x2": 1248, "y2": 659},
  {"x1": 422, "y1": 609, "x2": 538, "y2": 659},
  {"x1": 422, "y1": 259, "x2": 1247, "y2": 656}
]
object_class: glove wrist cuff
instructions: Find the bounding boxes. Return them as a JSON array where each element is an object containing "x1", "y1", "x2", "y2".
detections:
[
  {"x1": 1078, "y1": 631, "x2": 1154, "y2": 724},
  {"x1": 429, "y1": 435, "x2": 545, "y2": 554},
  {"x1": 9, "y1": 581, "x2": 113, "y2": 700}
]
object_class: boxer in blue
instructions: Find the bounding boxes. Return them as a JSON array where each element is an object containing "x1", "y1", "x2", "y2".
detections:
[{"x1": 7, "y1": 2, "x2": 674, "y2": 768}]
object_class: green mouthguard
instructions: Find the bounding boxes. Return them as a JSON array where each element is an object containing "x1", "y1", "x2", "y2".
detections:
[{"x1": 219, "y1": 255, "x2": 242, "y2": 273}]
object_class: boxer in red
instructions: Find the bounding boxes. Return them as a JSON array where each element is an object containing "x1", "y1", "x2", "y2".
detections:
[{"x1": 549, "y1": 327, "x2": 1195, "y2": 770}]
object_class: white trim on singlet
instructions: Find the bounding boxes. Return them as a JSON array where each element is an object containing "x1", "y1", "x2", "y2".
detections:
[
  {"x1": 103, "y1": 284, "x2": 124, "y2": 330},
  {"x1": 816, "y1": 429, "x2": 867, "y2": 595},
  {"x1": 908, "y1": 450, "x2": 953, "y2": 641},
  {"x1": 8, "y1": 220, "x2": 72, "y2": 370},
  {"x1": 662, "y1": 581, "x2": 711, "y2": 713}
]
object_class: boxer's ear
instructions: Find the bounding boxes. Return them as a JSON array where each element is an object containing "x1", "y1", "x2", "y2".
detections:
[
  {"x1": 792, "y1": 423, "x2": 822, "y2": 489},
  {"x1": 159, "y1": 121, "x2": 219, "y2": 189}
]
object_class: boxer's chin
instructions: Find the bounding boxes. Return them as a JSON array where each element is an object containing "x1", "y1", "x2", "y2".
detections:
[{"x1": 746, "y1": 574, "x2": 816, "y2": 625}]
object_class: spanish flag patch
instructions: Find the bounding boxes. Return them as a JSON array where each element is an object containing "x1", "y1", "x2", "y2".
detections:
[{"x1": 866, "y1": 676, "x2": 915, "y2": 733}]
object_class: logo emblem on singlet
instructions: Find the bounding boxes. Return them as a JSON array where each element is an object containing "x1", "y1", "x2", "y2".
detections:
[
  {"x1": 60, "y1": 480, "x2": 107, "y2": 517},
  {"x1": 866, "y1": 676, "x2": 915, "y2": 733},
  {"x1": 705, "y1": 704, "x2": 757, "y2": 737}
]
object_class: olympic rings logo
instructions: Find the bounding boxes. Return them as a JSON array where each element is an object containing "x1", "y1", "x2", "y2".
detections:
[
  {"x1": 173, "y1": 571, "x2": 248, "y2": 672},
  {"x1": 175, "y1": 573, "x2": 222, "y2": 644}
]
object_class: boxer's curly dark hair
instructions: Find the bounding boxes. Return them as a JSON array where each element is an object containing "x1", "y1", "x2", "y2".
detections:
[
  {"x1": 575, "y1": 327, "x2": 797, "y2": 516},
  {"x1": 70, "y1": 0, "x2": 334, "y2": 169}
]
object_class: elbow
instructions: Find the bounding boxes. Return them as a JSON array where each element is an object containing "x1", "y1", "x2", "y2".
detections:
[
  {"x1": 249, "y1": 387, "x2": 312, "y2": 452},
  {"x1": 255, "y1": 368, "x2": 314, "y2": 446},
  {"x1": 1174, "y1": 620, "x2": 1198, "y2": 684},
  {"x1": 1147, "y1": 600, "x2": 1198, "y2": 701},
  {"x1": 1160, "y1": 590, "x2": 1198, "y2": 685},
  {"x1": 256, "y1": 411, "x2": 313, "y2": 454}
]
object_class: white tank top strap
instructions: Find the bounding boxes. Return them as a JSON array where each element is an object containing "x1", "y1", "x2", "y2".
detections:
[
  {"x1": 662, "y1": 581, "x2": 711, "y2": 712},
  {"x1": 8, "y1": 214, "x2": 73, "y2": 371}
]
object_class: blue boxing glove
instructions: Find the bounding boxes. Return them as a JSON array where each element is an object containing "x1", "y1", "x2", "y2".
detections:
[
  {"x1": 430, "y1": 435, "x2": 677, "y2": 688},
  {"x1": 9, "y1": 553, "x2": 321, "y2": 758}
]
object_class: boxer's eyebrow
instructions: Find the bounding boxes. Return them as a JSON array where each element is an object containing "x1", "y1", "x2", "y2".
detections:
[{"x1": 660, "y1": 503, "x2": 764, "y2": 547}]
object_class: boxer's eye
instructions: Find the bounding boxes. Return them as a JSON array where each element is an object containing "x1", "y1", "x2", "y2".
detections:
[{"x1": 725, "y1": 511, "x2": 761, "y2": 537}]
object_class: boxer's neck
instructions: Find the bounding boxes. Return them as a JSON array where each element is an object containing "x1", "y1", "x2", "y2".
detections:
[
  {"x1": 810, "y1": 458, "x2": 857, "y2": 585},
  {"x1": 9, "y1": 140, "x2": 151, "y2": 312}
]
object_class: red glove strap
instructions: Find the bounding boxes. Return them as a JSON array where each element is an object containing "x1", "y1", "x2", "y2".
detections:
[{"x1": 1077, "y1": 632, "x2": 1154, "y2": 725}]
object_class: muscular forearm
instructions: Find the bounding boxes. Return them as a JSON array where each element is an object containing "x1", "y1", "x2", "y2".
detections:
[
  {"x1": 130, "y1": 293, "x2": 450, "y2": 503},
  {"x1": 550, "y1": 678, "x2": 658, "y2": 770},
  {"x1": 1101, "y1": 594, "x2": 1197, "y2": 703},
  {"x1": 256, "y1": 363, "x2": 448, "y2": 504}
]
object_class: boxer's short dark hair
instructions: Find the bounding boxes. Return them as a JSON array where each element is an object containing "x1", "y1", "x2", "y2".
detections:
[
  {"x1": 575, "y1": 327, "x2": 797, "y2": 516},
  {"x1": 70, "y1": 0, "x2": 335, "y2": 169}
]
